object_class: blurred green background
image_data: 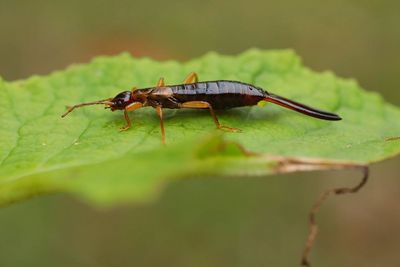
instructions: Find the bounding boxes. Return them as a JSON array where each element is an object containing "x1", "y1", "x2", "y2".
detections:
[{"x1": 0, "y1": 0, "x2": 399, "y2": 266}]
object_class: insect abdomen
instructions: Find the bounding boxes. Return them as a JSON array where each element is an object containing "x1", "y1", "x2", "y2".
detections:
[{"x1": 171, "y1": 81, "x2": 267, "y2": 109}]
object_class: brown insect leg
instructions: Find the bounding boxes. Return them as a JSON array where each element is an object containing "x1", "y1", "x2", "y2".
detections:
[
  {"x1": 183, "y1": 72, "x2": 198, "y2": 84},
  {"x1": 180, "y1": 101, "x2": 241, "y2": 132},
  {"x1": 156, "y1": 77, "x2": 165, "y2": 87},
  {"x1": 119, "y1": 102, "x2": 143, "y2": 131},
  {"x1": 120, "y1": 109, "x2": 132, "y2": 131},
  {"x1": 155, "y1": 106, "x2": 165, "y2": 144}
]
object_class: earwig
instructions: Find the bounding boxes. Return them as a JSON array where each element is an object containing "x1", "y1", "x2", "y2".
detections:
[{"x1": 62, "y1": 72, "x2": 341, "y2": 144}]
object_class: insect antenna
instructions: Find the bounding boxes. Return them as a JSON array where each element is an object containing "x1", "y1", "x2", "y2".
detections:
[{"x1": 61, "y1": 98, "x2": 113, "y2": 118}]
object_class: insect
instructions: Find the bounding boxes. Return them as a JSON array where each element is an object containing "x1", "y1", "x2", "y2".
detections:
[{"x1": 62, "y1": 72, "x2": 341, "y2": 144}]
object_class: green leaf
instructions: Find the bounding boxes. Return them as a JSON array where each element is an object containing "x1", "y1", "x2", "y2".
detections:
[{"x1": 1, "y1": 49, "x2": 400, "y2": 207}]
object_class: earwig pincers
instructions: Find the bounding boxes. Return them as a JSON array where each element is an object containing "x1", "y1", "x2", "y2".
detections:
[{"x1": 62, "y1": 72, "x2": 341, "y2": 144}]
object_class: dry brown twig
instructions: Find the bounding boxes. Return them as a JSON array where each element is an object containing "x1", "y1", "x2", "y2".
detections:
[{"x1": 300, "y1": 166, "x2": 369, "y2": 267}]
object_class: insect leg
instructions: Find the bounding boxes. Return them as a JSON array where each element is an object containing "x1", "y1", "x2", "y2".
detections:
[
  {"x1": 180, "y1": 101, "x2": 240, "y2": 132},
  {"x1": 155, "y1": 106, "x2": 166, "y2": 144},
  {"x1": 183, "y1": 72, "x2": 198, "y2": 84},
  {"x1": 156, "y1": 77, "x2": 165, "y2": 87},
  {"x1": 120, "y1": 109, "x2": 132, "y2": 131},
  {"x1": 119, "y1": 102, "x2": 143, "y2": 131}
]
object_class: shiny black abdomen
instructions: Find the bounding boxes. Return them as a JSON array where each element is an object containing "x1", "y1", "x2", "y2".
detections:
[{"x1": 170, "y1": 80, "x2": 267, "y2": 109}]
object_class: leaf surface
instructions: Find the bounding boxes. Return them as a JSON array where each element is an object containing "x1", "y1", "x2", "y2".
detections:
[{"x1": 1, "y1": 49, "x2": 399, "y2": 206}]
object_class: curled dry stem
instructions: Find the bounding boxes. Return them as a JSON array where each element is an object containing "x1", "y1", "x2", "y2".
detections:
[{"x1": 300, "y1": 166, "x2": 369, "y2": 267}]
